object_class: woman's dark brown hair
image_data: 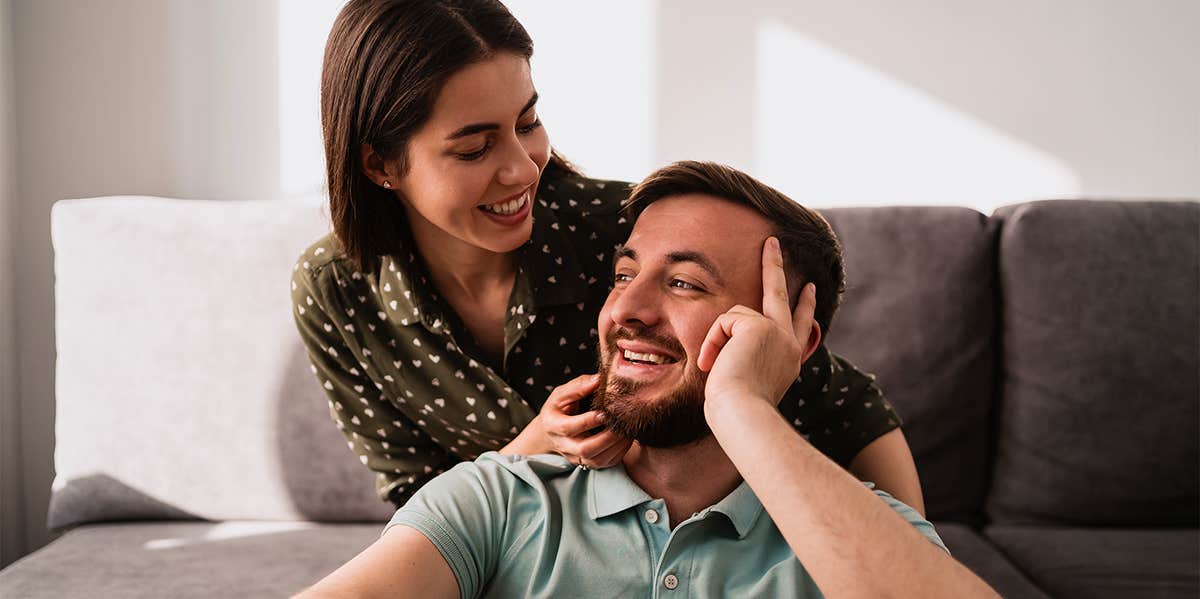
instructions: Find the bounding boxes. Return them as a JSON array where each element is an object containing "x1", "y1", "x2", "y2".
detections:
[
  {"x1": 623, "y1": 161, "x2": 847, "y2": 336},
  {"x1": 322, "y1": 0, "x2": 577, "y2": 273}
]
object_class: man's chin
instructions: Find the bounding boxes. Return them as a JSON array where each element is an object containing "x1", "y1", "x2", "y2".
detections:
[{"x1": 593, "y1": 372, "x2": 711, "y2": 448}]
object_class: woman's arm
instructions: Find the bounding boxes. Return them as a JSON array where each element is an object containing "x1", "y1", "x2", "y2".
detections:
[{"x1": 849, "y1": 428, "x2": 926, "y2": 516}]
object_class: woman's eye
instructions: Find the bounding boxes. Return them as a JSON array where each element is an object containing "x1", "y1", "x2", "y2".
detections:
[
  {"x1": 517, "y1": 118, "x2": 542, "y2": 134},
  {"x1": 456, "y1": 142, "x2": 491, "y2": 161}
]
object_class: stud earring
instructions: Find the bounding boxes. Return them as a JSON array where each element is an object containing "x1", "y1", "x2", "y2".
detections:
[{"x1": 382, "y1": 181, "x2": 392, "y2": 189}]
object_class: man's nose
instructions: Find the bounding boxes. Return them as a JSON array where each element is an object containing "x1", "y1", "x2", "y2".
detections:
[{"x1": 608, "y1": 275, "x2": 663, "y2": 329}]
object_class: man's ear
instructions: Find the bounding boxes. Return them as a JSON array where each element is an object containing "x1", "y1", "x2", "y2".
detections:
[
  {"x1": 801, "y1": 321, "x2": 822, "y2": 365},
  {"x1": 360, "y1": 144, "x2": 397, "y2": 189}
]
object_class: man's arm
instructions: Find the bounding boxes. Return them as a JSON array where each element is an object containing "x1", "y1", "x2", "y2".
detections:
[
  {"x1": 698, "y1": 238, "x2": 997, "y2": 598},
  {"x1": 293, "y1": 526, "x2": 459, "y2": 599}
]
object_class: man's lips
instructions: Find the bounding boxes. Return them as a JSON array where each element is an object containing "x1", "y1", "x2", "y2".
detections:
[{"x1": 615, "y1": 341, "x2": 681, "y2": 365}]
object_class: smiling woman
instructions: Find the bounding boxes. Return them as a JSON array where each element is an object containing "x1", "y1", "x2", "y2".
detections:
[{"x1": 291, "y1": 0, "x2": 924, "y2": 515}]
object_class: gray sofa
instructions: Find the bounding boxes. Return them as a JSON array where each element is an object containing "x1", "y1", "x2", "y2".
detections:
[{"x1": 0, "y1": 195, "x2": 1195, "y2": 598}]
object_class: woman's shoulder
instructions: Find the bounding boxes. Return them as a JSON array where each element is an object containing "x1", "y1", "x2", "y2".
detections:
[
  {"x1": 537, "y1": 171, "x2": 636, "y2": 244},
  {"x1": 292, "y1": 232, "x2": 364, "y2": 299}
]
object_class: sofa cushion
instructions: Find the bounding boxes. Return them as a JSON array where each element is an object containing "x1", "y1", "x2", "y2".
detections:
[
  {"x1": 0, "y1": 521, "x2": 382, "y2": 598},
  {"x1": 988, "y1": 200, "x2": 1200, "y2": 526},
  {"x1": 986, "y1": 525, "x2": 1200, "y2": 599},
  {"x1": 822, "y1": 207, "x2": 997, "y2": 524},
  {"x1": 50, "y1": 197, "x2": 393, "y2": 527},
  {"x1": 933, "y1": 523, "x2": 1052, "y2": 599}
]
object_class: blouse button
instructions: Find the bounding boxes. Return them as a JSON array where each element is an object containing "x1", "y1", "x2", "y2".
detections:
[{"x1": 663, "y1": 573, "x2": 679, "y2": 590}]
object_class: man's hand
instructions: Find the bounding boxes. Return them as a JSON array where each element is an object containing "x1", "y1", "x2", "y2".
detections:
[{"x1": 697, "y1": 237, "x2": 820, "y2": 415}]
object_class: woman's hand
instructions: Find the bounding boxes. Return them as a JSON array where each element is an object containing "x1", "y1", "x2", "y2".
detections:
[{"x1": 502, "y1": 374, "x2": 632, "y2": 469}]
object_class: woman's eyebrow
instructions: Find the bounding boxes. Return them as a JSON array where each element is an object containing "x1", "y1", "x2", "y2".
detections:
[{"x1": 445, "y1": 92, "x2": 539, "y2": 140}]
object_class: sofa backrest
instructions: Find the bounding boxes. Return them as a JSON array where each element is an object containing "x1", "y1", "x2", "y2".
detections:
[
  {"x1": 987, "y1": 200, "x2": 1199, "y2": 526},
  {"x1": 822, "y1": 207, "x2": 998, "y2": 524},
  {"x1": 50, "y1": 196, "x2": 393, "y2": 529}
]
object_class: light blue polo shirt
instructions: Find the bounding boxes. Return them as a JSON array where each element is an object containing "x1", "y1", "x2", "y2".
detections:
[{"x1": 386, "y1": 452, "x2": 946, "y2": 599}]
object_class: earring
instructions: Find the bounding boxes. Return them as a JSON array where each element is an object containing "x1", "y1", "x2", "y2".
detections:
[{"x1": 382, "y1": 181, "x2": 392, "y2": 189}]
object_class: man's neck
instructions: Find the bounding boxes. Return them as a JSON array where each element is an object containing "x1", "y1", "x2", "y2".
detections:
[{"x1": 621, "y1": 436, "x2": 743, "y2": 528}]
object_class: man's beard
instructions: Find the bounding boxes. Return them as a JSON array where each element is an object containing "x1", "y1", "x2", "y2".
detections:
[{"x1": 591, "y1": 327, "x2": 712, "y2": 448}]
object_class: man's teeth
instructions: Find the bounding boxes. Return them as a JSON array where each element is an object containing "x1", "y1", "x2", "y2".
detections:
[
  {"x1": 623, "y1": 349, "x2": 669, "y2": 365},
  {"x1": 480, "y1": 192, "x2": 529, "y2": 215}
]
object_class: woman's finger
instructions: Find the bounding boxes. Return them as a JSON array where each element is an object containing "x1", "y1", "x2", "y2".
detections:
[
  {"x1": 542, "y1": 374, "x2": 599, "y2": 417},
  {"x1": 761, "y1": 236, "x2": 793, "y2": 328},
  {"x1": 547, "y1": 410, "x2": 607, "y2": 439},
  {"x1": 587, "y1": 436, "x2": 634, "y2": 468},
  {"x1": 575, "y1": 428, "x2": 627, "y2": 459}
]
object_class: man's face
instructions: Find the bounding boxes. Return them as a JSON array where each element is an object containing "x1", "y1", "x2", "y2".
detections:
[{"x1": 594, "y1": 194, "x2": 775, "y2": 447}]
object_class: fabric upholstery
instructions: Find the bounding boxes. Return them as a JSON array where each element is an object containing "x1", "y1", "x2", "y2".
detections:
[
  {"x1": 0, "y1": 521, "x2": 382, "y2": 598},
  {"x1": 50, "y1": 196, "x2": 393, "y2": 527},
  {"x1": 986, "y1": 525, "x2": 1200, "y2": 599},
  {"x1": 822, "y1": 207, "x2": 997, "y2": 524},
  {"x1": 988, "y1": 200, "x2": 1200, "y2": 526},
  {"x1": 933, "y1": 523, "x2": 1053, "y2": 599}
]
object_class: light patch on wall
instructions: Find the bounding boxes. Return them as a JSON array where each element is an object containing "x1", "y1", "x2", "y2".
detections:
[
  {"x1": 754, "y1": 21, "x2": 1080, "y2": 214},
  {"x1": 278, "y1": 1, "x2": 343, "y2": 199},
  {"x1": 504, "y1": 0, "x2": 657, "y2": 182}
]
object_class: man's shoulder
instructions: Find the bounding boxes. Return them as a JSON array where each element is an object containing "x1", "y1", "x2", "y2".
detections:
[{"x1": 403, "y1": 452, "x2": 577, "y2": 509}]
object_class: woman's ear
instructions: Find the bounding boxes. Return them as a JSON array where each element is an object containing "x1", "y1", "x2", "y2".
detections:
[{"x1": 360, "y1": 144, "x2": 396, "y2": 189}]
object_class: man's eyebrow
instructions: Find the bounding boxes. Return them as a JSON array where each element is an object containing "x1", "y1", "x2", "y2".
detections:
[
  {"x1": 666, "y1": 250, "x2": 724, "y2": 285},
  {"x1": 614, "y1": 244, "x2": 636, "y2": 262},
  {"x1": 445, "y1": 92, "x2": 539, "y2": 140}
]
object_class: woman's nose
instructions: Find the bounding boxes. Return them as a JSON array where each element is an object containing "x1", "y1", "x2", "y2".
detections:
[{"x1": 496, "y1": 136, "x2": 540, "y2": 189}]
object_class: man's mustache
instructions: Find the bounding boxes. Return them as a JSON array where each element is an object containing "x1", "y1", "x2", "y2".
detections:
[{"x1": 603, "y1": 326, "x2": 687, "y2": 361}]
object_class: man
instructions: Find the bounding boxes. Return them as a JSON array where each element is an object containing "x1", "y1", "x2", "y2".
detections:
[{"x1": 298, "y1": 162, "x2": 999, "y2": 598}]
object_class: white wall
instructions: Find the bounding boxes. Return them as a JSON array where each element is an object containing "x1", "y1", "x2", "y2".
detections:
[
  {"x1": 0, "y1": 0, "x2": 21, "y2": 570},
  {"x1": 2, "y1": 0, "x2": 1198, "y2": 564}
]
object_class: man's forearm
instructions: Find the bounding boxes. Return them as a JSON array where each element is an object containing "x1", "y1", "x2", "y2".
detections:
[{"x1": 706, "y1": 398, "x2": 999, "y2": 599}]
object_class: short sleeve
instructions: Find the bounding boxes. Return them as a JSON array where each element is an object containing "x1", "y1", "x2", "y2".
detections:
[
  {"x1": 779, "y1": 346, "x2": 902, "y2": 468},
  {"x1": 383, "y1": 457, "x2": 518, "y2": 599},
  {"x1": 291, "y1": 251, "x2": 456, "y2": 504},
  {"x1": 870, "y1": 485, "x2": 949, "y2": 555}
]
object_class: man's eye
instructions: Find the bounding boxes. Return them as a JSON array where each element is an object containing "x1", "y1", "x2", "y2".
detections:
[
  {"x1": 613, "y1": 273, "x2": 633, "y2": 283},
  {"x1": 671, "y1": 279, "x2": 700, "y2": 291}
]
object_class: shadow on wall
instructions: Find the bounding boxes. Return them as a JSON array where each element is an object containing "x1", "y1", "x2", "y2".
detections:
[{"x1": 276, "y1": 345, "x2": 393, "y2": 523}]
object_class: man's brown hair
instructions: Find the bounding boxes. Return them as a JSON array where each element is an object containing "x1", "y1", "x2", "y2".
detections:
[{"x1": 623, "y1": 161, "x2": 846, "y2": 336}]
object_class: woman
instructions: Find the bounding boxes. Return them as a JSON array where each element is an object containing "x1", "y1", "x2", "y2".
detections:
[{"x1": 292, "y1": 0, "x2": 925, "y2": 514}]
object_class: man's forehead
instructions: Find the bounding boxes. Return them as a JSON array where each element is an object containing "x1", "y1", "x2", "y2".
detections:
[{"x1": 625, "y1": 194, "x2": 773, "y2": 256}]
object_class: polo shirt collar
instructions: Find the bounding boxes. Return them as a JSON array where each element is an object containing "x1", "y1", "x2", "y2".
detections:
[
  {"x1": 587, "y1": 463, "x2": 653, "y2": 520},
  {"x1": 707, "y1": 481, "x2": 766, "y2": 539},
  {"x1": 588, "y1": 464, "x2": 765, "y2": 539}
]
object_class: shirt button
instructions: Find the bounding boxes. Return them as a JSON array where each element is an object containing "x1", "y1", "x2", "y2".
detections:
[
  {"x1": 644, "y1": 509, "x2": 659, "y2": 524},
  {"x1": 663, "y1": 573, "x2": 679, "y2": 590}
]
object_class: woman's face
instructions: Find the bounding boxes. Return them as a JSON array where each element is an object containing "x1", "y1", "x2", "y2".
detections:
[{"x1": 392, "y1": 52, "x2": 550, "y2": 256}]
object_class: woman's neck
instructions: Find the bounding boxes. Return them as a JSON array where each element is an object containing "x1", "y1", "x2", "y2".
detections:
[{"x1": 406, "y1": 209, "x2": 519, "y2": 302}]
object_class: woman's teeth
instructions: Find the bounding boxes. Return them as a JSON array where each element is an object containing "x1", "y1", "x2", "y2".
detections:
[
  {"x1": 480, "y1": 192, "x2": 529, "y2": 215},
  {"x1": 623, "y1": 350, "x2": 670, "y2": 365}
]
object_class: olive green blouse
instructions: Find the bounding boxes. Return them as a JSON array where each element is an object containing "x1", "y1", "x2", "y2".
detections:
[{"x1": 291, "y1": 171, "x2": 900, "y2": 506}]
